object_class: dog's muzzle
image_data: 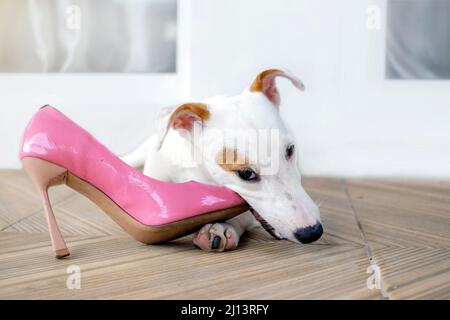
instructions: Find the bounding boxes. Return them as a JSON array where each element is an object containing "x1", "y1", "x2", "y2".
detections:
[{"x1": 249, "y1": 208, "x2": 285, "y2": 240}]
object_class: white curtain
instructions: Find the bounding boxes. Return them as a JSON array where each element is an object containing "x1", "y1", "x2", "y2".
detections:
[
  {"x1": 386, "y1": 0, "x2": 450, "y2": 79},
  {"x1": 0, "y1": 0, "x2": 177, "y2": 72}
]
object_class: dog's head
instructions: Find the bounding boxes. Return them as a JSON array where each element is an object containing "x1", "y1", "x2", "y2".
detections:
[{"x1": 159, "y1": 69, "x2": 322, "y2": 243}]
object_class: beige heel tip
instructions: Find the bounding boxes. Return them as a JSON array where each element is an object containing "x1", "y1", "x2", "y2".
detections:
[{"x1": 55, "y1": 248, "x2": 70, "y2": 259}]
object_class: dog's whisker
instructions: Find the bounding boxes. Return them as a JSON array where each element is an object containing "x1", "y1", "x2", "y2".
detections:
[{"x1": 315, "y1": 198, "x2": 326, "y2": 208}]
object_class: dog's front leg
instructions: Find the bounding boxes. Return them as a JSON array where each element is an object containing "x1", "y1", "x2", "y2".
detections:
[
  {"x1": 193, "y1": 211, "x2": 258, "y2": 252},
  {"x1": 120, "y1": 136, "x2": 154, "y2": 168}
]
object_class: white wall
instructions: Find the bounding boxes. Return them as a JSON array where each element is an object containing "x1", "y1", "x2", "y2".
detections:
[
  {"x1": 1, "y1": 0, "x2": 450, "y2": 178},
  {"x1": 188, "y1": 0, "x2": 450, "y2": 178}
]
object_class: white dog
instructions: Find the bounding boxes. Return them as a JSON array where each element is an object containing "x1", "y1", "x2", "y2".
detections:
[{"x1": 122, "y1": 69, "x2": 322, "y2": 252}]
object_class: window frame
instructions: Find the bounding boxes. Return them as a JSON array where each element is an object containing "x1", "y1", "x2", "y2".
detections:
[
  {"x1": 368, "y1": 0, "x2": 450, "y2": 86},
  {"x1": 0, "y1": 0, "x2": 191, "y2": 109}
]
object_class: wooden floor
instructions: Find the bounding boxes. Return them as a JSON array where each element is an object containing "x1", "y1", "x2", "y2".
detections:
[{"x1": 0, "y1": 170, "x2": 449, "y2": 299}]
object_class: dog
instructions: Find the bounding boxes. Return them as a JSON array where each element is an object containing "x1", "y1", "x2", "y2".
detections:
[{"x1": 121, "y1": 69, "x2": 322, "y2": 252}]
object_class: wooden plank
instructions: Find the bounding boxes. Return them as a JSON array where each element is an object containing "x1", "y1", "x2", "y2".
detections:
[
  {"x1": 8, "y1": 171, "x2": 440, "y2": 299},
  {"x1": 346, "y1": 179, "x2": 450, "y2": 299},
  {"x1": 0, "y1": 170, "x2": 75, "y2": 230},
  {"x1": 0, "y1": 231, "x2": 377, "y2": 299}
]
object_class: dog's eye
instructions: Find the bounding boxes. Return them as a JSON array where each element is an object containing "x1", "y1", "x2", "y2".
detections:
[
  {"x1": 237, "y1": 168, "x2": 258, "y2": 181},
  {"x1": 286, "y1": 144, "x2": 295, "y2": 159}
]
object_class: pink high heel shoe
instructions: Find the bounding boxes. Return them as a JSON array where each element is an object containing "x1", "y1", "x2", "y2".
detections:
[{"x1": 19, "y1": 106, "x2": 248, "y2": 258}]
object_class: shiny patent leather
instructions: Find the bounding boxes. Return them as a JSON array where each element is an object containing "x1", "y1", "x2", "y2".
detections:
[{"x1": 19, "y1": 106, "x2": 247, "y2": 226}]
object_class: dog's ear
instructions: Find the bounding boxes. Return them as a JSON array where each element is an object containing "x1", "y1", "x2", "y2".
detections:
[
  {"x1": 157, "y1": 102, "x2": 210, "y2": 149},
  {"x1": 249, "y1": 69, "x2": 304, "y2": 107}
]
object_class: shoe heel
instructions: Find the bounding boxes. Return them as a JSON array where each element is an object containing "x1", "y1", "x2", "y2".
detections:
[{"x1": 22, "y1": 157, "x2": 70, "y2": 258}]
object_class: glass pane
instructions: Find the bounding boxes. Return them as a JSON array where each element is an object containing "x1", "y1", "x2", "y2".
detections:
[
  {"x1": 386, "y1": 0, "x2": 450, "y2": 79},
  {"x1": 0, "y1": 0, "x2": 177, "y2": 73}
]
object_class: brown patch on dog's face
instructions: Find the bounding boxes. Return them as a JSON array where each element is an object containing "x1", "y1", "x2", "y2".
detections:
[{"x1": 216, "y1": 148, "x2": 250, "y2": 171}]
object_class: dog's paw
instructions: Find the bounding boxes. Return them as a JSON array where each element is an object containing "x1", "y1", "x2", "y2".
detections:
[{"x1": 193, "y1": 223, "x2": 240, "y2": 252}]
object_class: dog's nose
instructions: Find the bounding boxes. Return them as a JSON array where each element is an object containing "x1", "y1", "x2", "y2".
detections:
[{"x1": 294, "y1": 223, "x2": 323, "y2": 243}]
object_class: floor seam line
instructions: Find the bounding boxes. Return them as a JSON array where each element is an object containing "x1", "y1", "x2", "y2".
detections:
[
  {"x1": 0, "y1": 193, "x2": 78, "y2": 232},
  {"x1": 341, "y1": 178, "x2": 390, "y2": 300}
]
